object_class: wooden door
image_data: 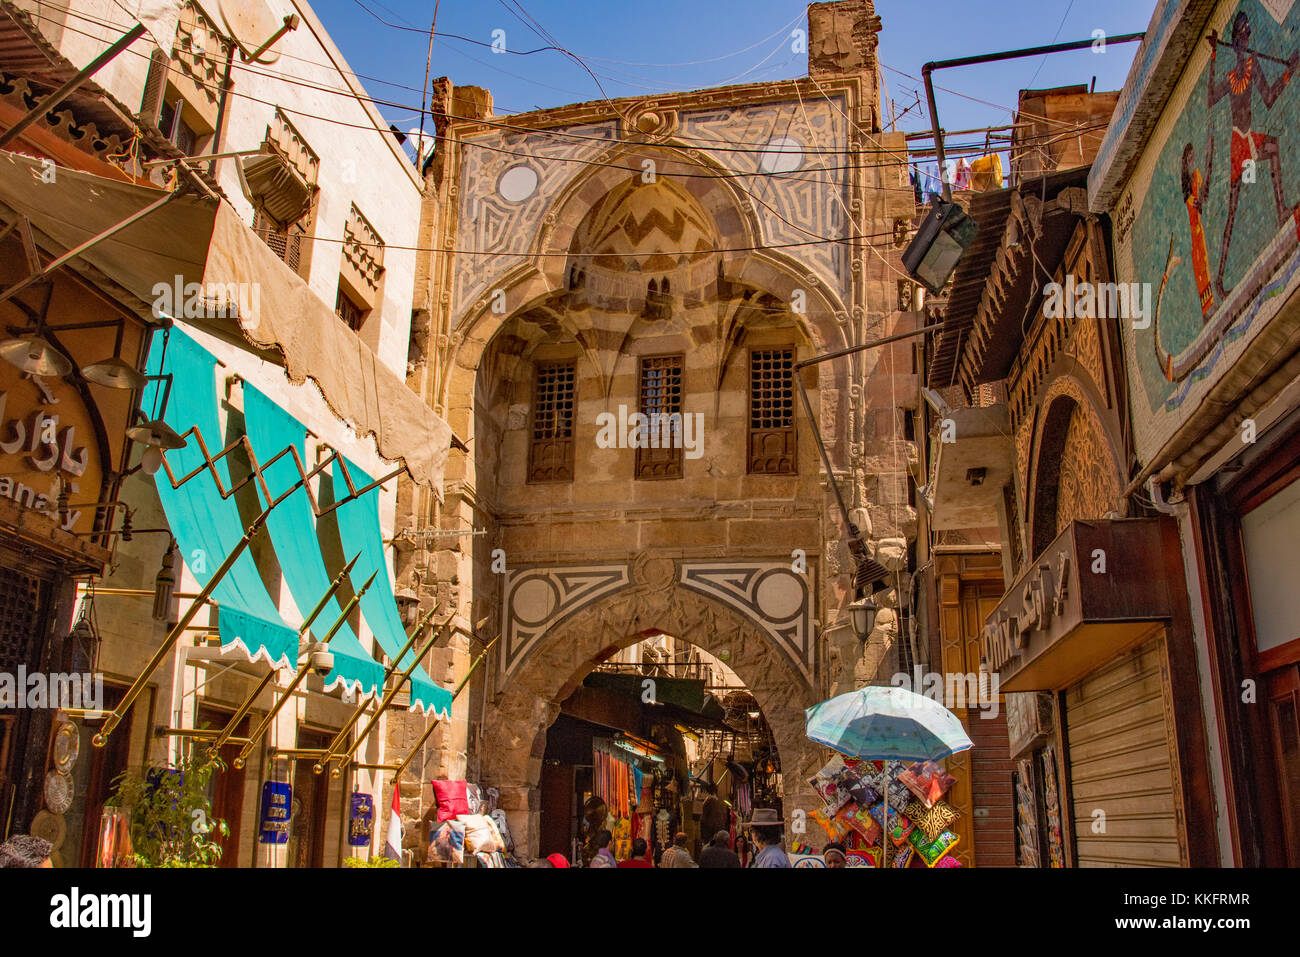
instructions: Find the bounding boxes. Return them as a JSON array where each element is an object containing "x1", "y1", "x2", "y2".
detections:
[
  {"x1": 289, "y1": 729, "x2": 331, "y2": 868},
  {"x1": 77, "y1": 685, "x2": 131, "y2": 867},
  {"x1": 539, "y1": 761, "x2": 575, "y2": 859},
  {"x1": 196, "y1": 706, "x2": 247, "y2": 868},
  {"x1": 1263, "y1": 665, "x2": 1300, "y2": 866}
]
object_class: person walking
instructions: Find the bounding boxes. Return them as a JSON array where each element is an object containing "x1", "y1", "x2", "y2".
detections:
[
  {"x1": 658, "y1": 832, "x2": 695, "y2": 867},
  {"x1": 742, "y1": 809, "x2": 791, "y2": 868},
  {"x1": 589, "y1": 829, "x2": 617, "y2": 868},
  {"x1": 823, "y1": 842, "x2": 848, "y2": 868},
  {"x1": 698, "y1": 830, "x2": 741, "y2": 868}
]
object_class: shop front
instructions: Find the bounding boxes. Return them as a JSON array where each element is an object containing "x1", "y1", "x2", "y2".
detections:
[{"x1": 981, "y1": 518, "x2": 1216, "y2": 866}]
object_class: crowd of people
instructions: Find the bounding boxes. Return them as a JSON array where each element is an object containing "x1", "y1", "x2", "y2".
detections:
[{"x1": 539, "y1": 806, "x2": 796, "y2": 868}]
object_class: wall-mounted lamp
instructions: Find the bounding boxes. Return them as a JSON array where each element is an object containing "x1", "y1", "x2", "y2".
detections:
[
  {"x1": 0, "y1": 335, "x2": 72, "y2": 377},
  {"x1": 127, "y1": 418, "x2": 186, "y2": 475},
  {"x1": 849, "y1": 596, "x2": 879, "y2": 643},
  {"x1": 152, "y1": 538, "x2": 176, "y2": 622},
  {"x1": 82, "y1": 356, "x2": 147, "y2": 390},
  {"x1": 395, "y1": 588, "x2": 420, "y2": 628}
]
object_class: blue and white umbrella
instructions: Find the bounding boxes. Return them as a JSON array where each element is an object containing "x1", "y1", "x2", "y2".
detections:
[{"x1": 804, "y1": 685, "x2": 973, "y2": 762}]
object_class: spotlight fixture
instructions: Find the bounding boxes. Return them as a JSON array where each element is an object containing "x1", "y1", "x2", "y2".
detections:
[
  {"x1": 82, "y1": 357, "x2": 147, "y2": 390},
  {"x1": 0, "y1": 335, "x2": 72, "y2": 377},
  {"x1": 901, "y1": 200, "x2": 978, "y2": 294}
]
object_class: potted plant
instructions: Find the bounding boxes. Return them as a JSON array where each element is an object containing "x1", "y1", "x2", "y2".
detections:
[{"x1": 107, "y1": 749, "x2": 229, "y2": 867}]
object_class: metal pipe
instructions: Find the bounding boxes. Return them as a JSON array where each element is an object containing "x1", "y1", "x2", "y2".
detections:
[
  {"x1": 322, "y1": 611, "x2": 451, "y2": 776},
  {"x1": 232, "y1": 570, "x2": 379, "y2": 769},
  {"x1": 0, "y1": 23, "x2": 147, "y2": 149},
  {"x1": 206, "y1": 554, "x2": 361, "y2": 756},
  {"x1": 922, "y1": 32, "x2": 1146, "y2": 200},
  {"x1": 314, "y1": 604, "x2": 443, "y2": 773},
  {"x1": 390, "y1": 638, "x2": 497, "y2": 781},
  {"x1": 91, "y1": 510, "x2": 270, "y2": 748}
]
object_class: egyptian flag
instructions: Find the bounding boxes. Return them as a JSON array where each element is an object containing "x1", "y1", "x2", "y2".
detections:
[{"x1": 383, "y1": 785, "x2": 402, "y2": 863}]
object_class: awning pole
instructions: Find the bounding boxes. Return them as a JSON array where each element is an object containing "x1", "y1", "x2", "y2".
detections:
[
  {"x1": 205, "y1": 553, "x2": 361, "y2": 757},
  {"x1": 314, "y1": 603, "x2": 444, "y2": 774},
  {"x1": 0, "y1": 22, "x2": 147, "y2": 150},
  {"x1": 232, "y1": 571, "x2": 379, "y2": 770},
  {"x1": 321, "y1": 611, "x2": 453, "y2": 777},
  {"x1": 90, "y1": 509, "x2": 271, "y2": 748},
  {"x1": 390, "y1": 637, "x2": 497, "y2": 781},
  {"x1": 0, "y1": 187, "x2": 178, "y2": 306}
]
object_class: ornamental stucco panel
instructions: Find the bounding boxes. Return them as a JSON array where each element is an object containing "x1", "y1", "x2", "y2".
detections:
[
  {"x1": 454, "y1": 122, "x2": 618, "y2": 316},
  {"x1": 679, "y1": 97, "x2": 851, "y2": 298},
  {"x1": 679, "y1": 561, "x2": 817, "y2": 687}
]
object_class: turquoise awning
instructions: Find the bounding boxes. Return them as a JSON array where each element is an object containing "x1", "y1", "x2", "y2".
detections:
[
  {"x1": 332, "y1": 458, "x2": 453, "y2": 717},
  {"x1": 242, "y1": 386, "x2": 384, "y2": 698},
  {"x1": 145, "y1": 328, "x2": 298, "y2": 669}
]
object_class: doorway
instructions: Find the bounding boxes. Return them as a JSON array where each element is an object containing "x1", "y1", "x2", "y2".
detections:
[{"x1": 289, "y1": 728, "x2": 332, "y2": 868}]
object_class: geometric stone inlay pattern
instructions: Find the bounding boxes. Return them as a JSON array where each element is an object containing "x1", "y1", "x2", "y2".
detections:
[
  {"x1": 499, "y1": 563, "x2": 631, "y2": 687},
  {"x1": 679, "y1": 561, "x2": 816, "y2": 687}
]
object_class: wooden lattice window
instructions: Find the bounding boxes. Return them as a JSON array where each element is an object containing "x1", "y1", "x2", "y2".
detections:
[
  {"x1": 636, "y1": 354, "x2": 684, "y2": 480},
  {"x1": 253, "y1": 208, "x2": 306, "y2": 274},
  {"x1": 748, "y1": 347, "x2": 797, "y2": 474},
  {"x1": 0, "y1": 565, "x2": 45, "y2": 676},
  {"x1": 335, "y1": 287, "x2": 364, "y2": 331},
  {"x1": 528, "y1": 361, "x2": 576, "y2": 483}
]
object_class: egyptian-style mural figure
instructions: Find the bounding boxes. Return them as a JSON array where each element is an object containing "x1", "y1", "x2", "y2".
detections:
[
  {"x1": 1134, "y1": 1, "x2": 1300, "y2": 404},
  {"x1": 1205, "y1": 10, "x2": 1299, "y2": 299}
]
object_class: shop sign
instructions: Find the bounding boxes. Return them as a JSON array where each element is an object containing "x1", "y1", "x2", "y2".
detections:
[
  {"x1": 982, "y1": 549, "x2": 1075, "y2": 675},
  {"x1": 0, "y1": 375, "x2": 102, "y2": 535},
  {"x1": 979, "y1": 519, "x2": 1178, "y2": 692},
  {"x1": 348, "y1": 792, "x2": 374, "y2": 847},
  {"x1": 258, "y1": 781, "x2": 292, "y2": 844}
]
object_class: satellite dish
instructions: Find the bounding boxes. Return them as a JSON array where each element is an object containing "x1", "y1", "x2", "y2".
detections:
[{"x1": 218, "y1": 0, "x2": 287, "y2": 63}]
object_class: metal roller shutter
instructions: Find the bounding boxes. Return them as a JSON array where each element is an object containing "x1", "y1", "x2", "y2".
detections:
[{"x1": 1064, "y1": 634, "x2": 1182, "y2": 867}]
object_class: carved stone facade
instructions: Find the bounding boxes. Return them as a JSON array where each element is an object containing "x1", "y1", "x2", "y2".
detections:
[{"x1": 398, "y1": 0, "x2": 920, "y2": 855}]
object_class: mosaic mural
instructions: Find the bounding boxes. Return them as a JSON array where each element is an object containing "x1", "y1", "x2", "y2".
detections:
[{"x1": 1117, "y1": 0, "x2": 1300, "y2": 459}]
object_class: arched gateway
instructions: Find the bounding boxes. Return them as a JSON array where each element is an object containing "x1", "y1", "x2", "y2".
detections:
[{"x1": 483, "y1": 556, "x2": 825, "y2": 855}]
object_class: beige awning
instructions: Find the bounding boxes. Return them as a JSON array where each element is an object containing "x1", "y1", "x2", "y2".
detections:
[{"x1": 0, "y1": 149, "x2": 454, "y2": 492}]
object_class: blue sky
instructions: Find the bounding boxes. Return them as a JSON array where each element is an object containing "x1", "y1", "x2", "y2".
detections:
[{"x1": 312, "y1": 0, "x2": 1157, "y2": 151}]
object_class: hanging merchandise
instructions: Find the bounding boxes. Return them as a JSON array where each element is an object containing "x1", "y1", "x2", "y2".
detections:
[
  {"x1": 969, "y1": 152, "x2": 1004, "y2": 191},
  {"x1": 954, "y1": 157, "x2": 972, "y2": 190}
]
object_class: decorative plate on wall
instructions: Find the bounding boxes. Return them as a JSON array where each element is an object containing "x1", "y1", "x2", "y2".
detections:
[
  {"x1": 52, "y1": 721, "x2": 79, "y2": 773},
  {"x1": 31, "y1": 809, "x2": 66, "y2": 851},
  {"x1": 43, "y1": 770, "x2": 73, "y2": 815}
]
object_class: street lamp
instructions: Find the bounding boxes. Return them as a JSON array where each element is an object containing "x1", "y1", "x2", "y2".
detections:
[
  {"x1": 849, "y1": 596, "x2": 879, "y2": 643},
  {"x1": 902, "y1": 200, "x2": 978, "y2": 294}
]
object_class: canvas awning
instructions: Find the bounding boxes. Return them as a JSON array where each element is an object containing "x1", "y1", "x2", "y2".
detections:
[
  {"x1": 244, "y1": 385, "x2": 451, "y2": 717},
  {"x1": 147, "y1": 329, "x2": 384, "y2": 696},
  {"x1": 0, "y1": 149, "x2": 456, "y2": 493}
]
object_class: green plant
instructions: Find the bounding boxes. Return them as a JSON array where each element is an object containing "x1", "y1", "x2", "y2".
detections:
[
  {"x1": 343, "y1": 856, "x2": 400, "y2": 868},
  {"x1": 108, "y1": 748, "x2": 229, "y2": 868}
]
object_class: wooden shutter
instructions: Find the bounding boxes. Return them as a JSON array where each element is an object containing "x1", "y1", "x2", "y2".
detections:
[
  {"x1": 139, "y1": 47, "x2": 170, "y2": 128},
  {"x1": 748, "y1": 347, "x2": 796, "y2": 474},
  {"x1": 1064, "y1": 633, "x2": 1183, "y2": 866},
  {"x1": 528, "y1": 361, "x2": 576, "y2": 483},
  {"x1": 635, "y1": 355, "x2": 683, "y2": 480}
]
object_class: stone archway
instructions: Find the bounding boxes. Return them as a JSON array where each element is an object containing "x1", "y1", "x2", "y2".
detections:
[{"x1": 482, "y1": 559, "x2": 826, "y2": 856}]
